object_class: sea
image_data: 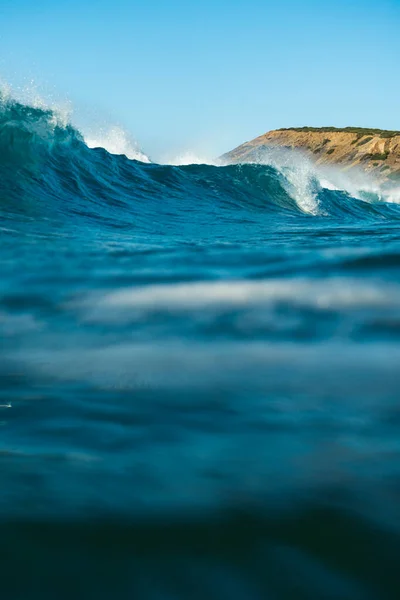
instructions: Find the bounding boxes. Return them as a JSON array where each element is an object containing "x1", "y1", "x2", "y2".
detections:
[{"x1": 1, "y1": 92, "x2": 400, "y2": 599}]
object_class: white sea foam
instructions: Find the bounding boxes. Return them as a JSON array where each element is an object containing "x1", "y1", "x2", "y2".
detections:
[
  {"x1": 237, "y1": 144, "x2": 400, "y2": 210},
  {"x1": 233, "y1": 147, "x2": 321, "y2": 215},
  {"x1": 84, "y1": 125, "x2": 151, "y2": 163},
  {"x1": 384, "y1": 187, "x2": 400, "y2": 204},
  {"x1": 317, "y1": 165, "x2": 385, "y2": 201},
  {"x1": 318, "y1": 167, "x2": 400, "y2": 207}
]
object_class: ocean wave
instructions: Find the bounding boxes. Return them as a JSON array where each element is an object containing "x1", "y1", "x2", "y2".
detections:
[{"x1": 1, "y1": 93, "x2": 400, "y2": 232}]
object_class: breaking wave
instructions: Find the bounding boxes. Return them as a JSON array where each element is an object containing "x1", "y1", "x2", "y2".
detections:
[{"x1": 1, "y1": 92, "x2": 400, "y2": 231}]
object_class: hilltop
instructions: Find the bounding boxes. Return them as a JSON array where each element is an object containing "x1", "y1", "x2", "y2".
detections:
[{"x1": 221, "y1": 127, "x2": 400, "y2": 182}]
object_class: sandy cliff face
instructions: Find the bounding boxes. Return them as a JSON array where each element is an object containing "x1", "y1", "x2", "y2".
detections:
[{"x1": 222, "y1": 128, "x2": 400, "y2": 182}]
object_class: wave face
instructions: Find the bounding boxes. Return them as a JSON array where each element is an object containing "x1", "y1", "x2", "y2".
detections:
[{"x1": 1, "y1": 95, "x2": 400, "y2": 600}]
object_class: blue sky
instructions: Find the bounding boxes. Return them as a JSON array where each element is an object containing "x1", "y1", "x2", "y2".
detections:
[{"x1": 1, "y1": 0, "x2": 399, "y2": 160}]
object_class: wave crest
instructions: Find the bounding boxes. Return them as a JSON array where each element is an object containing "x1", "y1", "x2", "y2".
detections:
[{"x1": 1, "y1": 93, "x2": 400, "y2": 231}]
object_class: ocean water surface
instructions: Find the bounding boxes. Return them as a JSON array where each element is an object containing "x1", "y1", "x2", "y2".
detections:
[{"x1": 1, "y1": 95, "x2": 400, "y2": 599}]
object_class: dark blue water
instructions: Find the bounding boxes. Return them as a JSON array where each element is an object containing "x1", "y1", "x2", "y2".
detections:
[{"x1": 1, "y1": 95, "x2": 400, "y2": 599}]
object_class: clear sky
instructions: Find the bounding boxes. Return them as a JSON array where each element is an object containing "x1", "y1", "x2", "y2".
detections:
[{"x1": 1, "y1": 0, "x2": 399, "y2": 161}]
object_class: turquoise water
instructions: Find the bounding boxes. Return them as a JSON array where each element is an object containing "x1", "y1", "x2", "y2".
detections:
[{"x1": 1, "y1": 96, "x2": 400, "y2": 599}]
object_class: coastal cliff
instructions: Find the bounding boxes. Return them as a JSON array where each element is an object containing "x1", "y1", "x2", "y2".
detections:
[{"x1": 222, "y1": 127, "x2": 400, "y2": 182}]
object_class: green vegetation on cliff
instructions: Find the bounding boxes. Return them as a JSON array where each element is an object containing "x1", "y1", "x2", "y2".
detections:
[
  {"x1": 223, "y1": 126, "x2": 400, "y2": 181},
  {"x1": 365, "y1": 151, "x2": 390, "y2": 161},
  {"x1": 279, "y1": 126, "x2": 400, "y2": 139}
]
